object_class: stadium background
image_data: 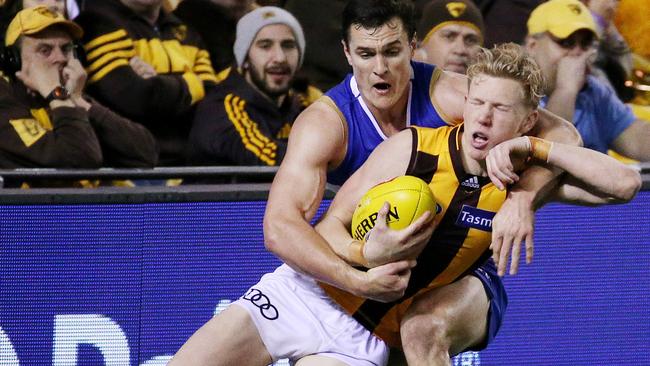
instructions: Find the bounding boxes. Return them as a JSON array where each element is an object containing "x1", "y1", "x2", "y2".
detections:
[{"x1": 0, "y1": 180, "x2": 649, "y2": 365}]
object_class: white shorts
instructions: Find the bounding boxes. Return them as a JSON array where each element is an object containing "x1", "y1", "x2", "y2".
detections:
[{"x1": 232, "y1": 264, "x2": 389, "y2": 366}]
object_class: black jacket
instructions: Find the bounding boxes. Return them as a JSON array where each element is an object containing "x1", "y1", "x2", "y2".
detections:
[
  {"x1": 187, "y1": 68, "x2": 306, "y2": 166},
  {"x1": 75, "y1": 0, "x2": 217, "y2": 165}
]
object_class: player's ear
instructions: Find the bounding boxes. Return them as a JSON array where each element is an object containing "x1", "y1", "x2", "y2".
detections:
[
  {"x1": 521, "y1": 108, "x2": 539, "y2": 135},
  {"x1": 411, "y1": 35, "x2": 418, "y2": 53},
  {"x1": 342, "y1": 39, "x2": 353, "y2": 66}
]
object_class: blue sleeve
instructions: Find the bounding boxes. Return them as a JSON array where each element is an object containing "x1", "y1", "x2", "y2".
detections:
[{"x1": 589, "y1": 78, "x2": 635, "y2": 146}]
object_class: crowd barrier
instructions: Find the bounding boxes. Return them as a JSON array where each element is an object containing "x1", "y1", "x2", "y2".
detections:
[{"x1": 1, "y1": 164, "x2": 649, "y2": 365}]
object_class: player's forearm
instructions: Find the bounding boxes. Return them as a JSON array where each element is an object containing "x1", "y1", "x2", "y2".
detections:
[
  {"x1": 315, "y1": 215, "x2": 360, "y2": 265},
  {"x1": 515, "y1": 108, "x2": 583, "y2": 204},
  {"x1": 263, "y1": 213, "x2": 365, "y2": 294},
  {"x1": 550, "y1": 179, "x2": 629, "y2": 205},
  {"x1": 548, "y1": 143, "x2": 641, "y2": 202},
  {"x1": 611, "y1": 120, "x2": 650, "y2": 162},
  {"x1": 510, "y1": 164, "x2": 562, "y2": 210}
]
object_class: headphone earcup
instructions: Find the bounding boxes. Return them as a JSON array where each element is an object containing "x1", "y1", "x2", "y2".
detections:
[
  {"x1": 73, "y1": 42, "x2": 86, "y2": 65},
  {"x1": 0, "y1": 46, "x2": 21, "y2": 77}
]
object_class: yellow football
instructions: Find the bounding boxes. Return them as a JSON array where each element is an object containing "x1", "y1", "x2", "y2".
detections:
[{"x1": 351, "y1": 175, "x2": 437, "y2": 241}]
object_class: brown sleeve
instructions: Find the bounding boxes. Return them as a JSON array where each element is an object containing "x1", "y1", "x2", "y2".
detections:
[
  {"x1": 87, "y1": 99, "x2": 159, "y2": 167},
  {"x1": 0, "y1": 103, "x2": 103, "y2": 168}
]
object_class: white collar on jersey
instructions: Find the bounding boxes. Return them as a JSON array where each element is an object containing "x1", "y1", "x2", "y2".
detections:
[{"x1": 349, "y1": 64, "x2": 415, "y2": 141}]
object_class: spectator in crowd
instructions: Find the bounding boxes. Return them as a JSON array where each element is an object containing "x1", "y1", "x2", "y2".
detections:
[
  {"x1": 209, "y1": 0, "x2": 256, "y2": 20},
  {"x1": 173, "y1": 0, "x2": 257, "y2": 72},
  {"x1": 525, "y1": 0, "x2": 650, "y2": 161},
  {"x1": 74, "y1": 0, "x2": 218, "y2": 166},
  {"x1": 614, "y1": 0, "x2": 650, "y2": 60},
  {"x1": 581, "y1": 0, "x2": 635, "y2": 101},
  {"x1": 0, "y1": 6, "x2": 157, "y2": 169},
  {"x1": 472, "y1": 0, "x2": 542, "y2": 48},
  {"x1": 283, "y1": 0, "x2": 349, "y2": 92},
  {"x1": 187, "y1": 6, "x2": 312, "y2": 166},
  {"x1": 0, "y1": 0, "x2": 68, "y2": 44},
  {"x1": 614, "y1": 0, "x2": 650, "y2": 108},
  {"x1": 414, "y1": 0, "x2": 484, "y2": 74}
]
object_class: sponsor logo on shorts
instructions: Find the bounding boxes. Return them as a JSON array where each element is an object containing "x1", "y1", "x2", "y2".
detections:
[
  {"x1": 455, "y1": 205, "x2": 495, "y2": 232},
  {"x1": 242, "y1": 288, "x2": 279, "y2": 320}
]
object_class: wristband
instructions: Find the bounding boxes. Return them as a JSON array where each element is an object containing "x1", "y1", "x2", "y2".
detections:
[
  {"x1": 348, "y1": 240, "x2": 368, "y2": 267},
  {"x1": 528, "y1": 136, "x2": 553, "y2": 163}
]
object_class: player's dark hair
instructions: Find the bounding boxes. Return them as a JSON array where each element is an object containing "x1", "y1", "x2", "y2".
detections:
[{"x1": 341, "y1": 0, "x2": 415, "y2": 45}]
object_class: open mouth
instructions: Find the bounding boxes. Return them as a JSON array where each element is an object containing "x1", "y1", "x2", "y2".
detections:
[
  {"x1": 266, "y1": 66, "x2": 290, "y2": 77},
  {"x1": 373, "y1": 82, "x2": 391, "y2": 94},
  {"x1": 472, "y1": 132, "x2": 489, "y2": 148}
]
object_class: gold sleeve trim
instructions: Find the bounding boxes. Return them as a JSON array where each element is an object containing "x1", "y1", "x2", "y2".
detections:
[
  {"x1": 198, "y1": 73, "x2": 219, "y2": 83},
  {"x1": 317, "y1": 95, "x2": 348, "y2": 147},
  {"x1": 428, "y1": 68, "x2": 457, "y2": 126},
  {"x1": 88, "y1": 59, "x2": 129, "y2": 84},
  {"x1": 182, "y1": 72, "x2": 205, "y2": 104},
  {"x1": 86, "y1": 49, "x2": 136, "y2": 75},
  {"x1": 224, "y1": 94, "x2": 278, "y2": 165},
  {"x1": 84, "y1": 29, "x2": 128, "y2": 52},
  {"x1": 214, "y1": 67, "x2": 232, "y2": 83},
  {"x1": 86, "y1": 39, "x2": 134, "y2": 62}
]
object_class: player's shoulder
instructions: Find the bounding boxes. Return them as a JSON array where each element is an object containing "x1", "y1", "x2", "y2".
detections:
[
  {"x1": 411, "y1": 124, "x2": 455, "y2": 138},
  {"x1": 430, "y1": 70, "x2": 467, "y2": 123},
  {"x1": 410, "y1": 125, "x2": 456, "y2": 153},
  {"x1": 437, "y1": 69, "x2": 469, "y2": 95},
  {"x1": 289, "y1": 96, "x2": 347, "y2": 148},
  {"x1": 277, "y1": 108, "x2": 345, "y2": 179},
  {"x1": 293, "y1": 96, "x2": 347, "y2": 133}
]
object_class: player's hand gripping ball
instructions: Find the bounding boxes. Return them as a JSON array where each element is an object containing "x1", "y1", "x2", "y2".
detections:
[{"x1": 351, "y1": 175, "x2": 437, "y2": 241}]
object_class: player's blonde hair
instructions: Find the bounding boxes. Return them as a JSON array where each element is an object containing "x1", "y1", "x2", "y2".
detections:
[{"x1": 467, "y1": 43, "x2": 545, "y2": 107}]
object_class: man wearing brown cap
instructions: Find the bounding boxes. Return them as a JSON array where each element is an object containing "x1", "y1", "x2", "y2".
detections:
[
  {"x1": 0, "y1": 6, "x2": 157, "y2": 170},
  {"x1": 525, "y1": 0, "x2": 650, "y2": 161},
  {"x1": 415, "y1": 0, "x2": 484, "y2": 74}
]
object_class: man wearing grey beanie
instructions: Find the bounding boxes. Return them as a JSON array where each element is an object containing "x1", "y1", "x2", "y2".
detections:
[{"x1": 187, "y1": 6, "x2": 320, "y2": 167}]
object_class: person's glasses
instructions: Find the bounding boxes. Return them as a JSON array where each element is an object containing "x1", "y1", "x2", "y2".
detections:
[{"x1": 549, "y1": 33, "x2": 597, "y2": 51}]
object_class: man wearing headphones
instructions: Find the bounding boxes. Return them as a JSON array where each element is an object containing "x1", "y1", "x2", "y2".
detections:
[{"x1": 0, "y1": 6, "x2": 157, "y2": 170}]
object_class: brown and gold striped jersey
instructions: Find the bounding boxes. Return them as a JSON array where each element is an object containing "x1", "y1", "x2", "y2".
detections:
[{"x1": 321, "y1": 124, "x2": 507, "y2": 347}]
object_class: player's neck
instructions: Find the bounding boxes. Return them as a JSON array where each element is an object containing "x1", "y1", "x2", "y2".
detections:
[
  {"x1": 366, "y1": 91, "x2": 409, "y2": 137},
  {"x1": 459, "y1": 133, "x2": 488, "y2": 176}
]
